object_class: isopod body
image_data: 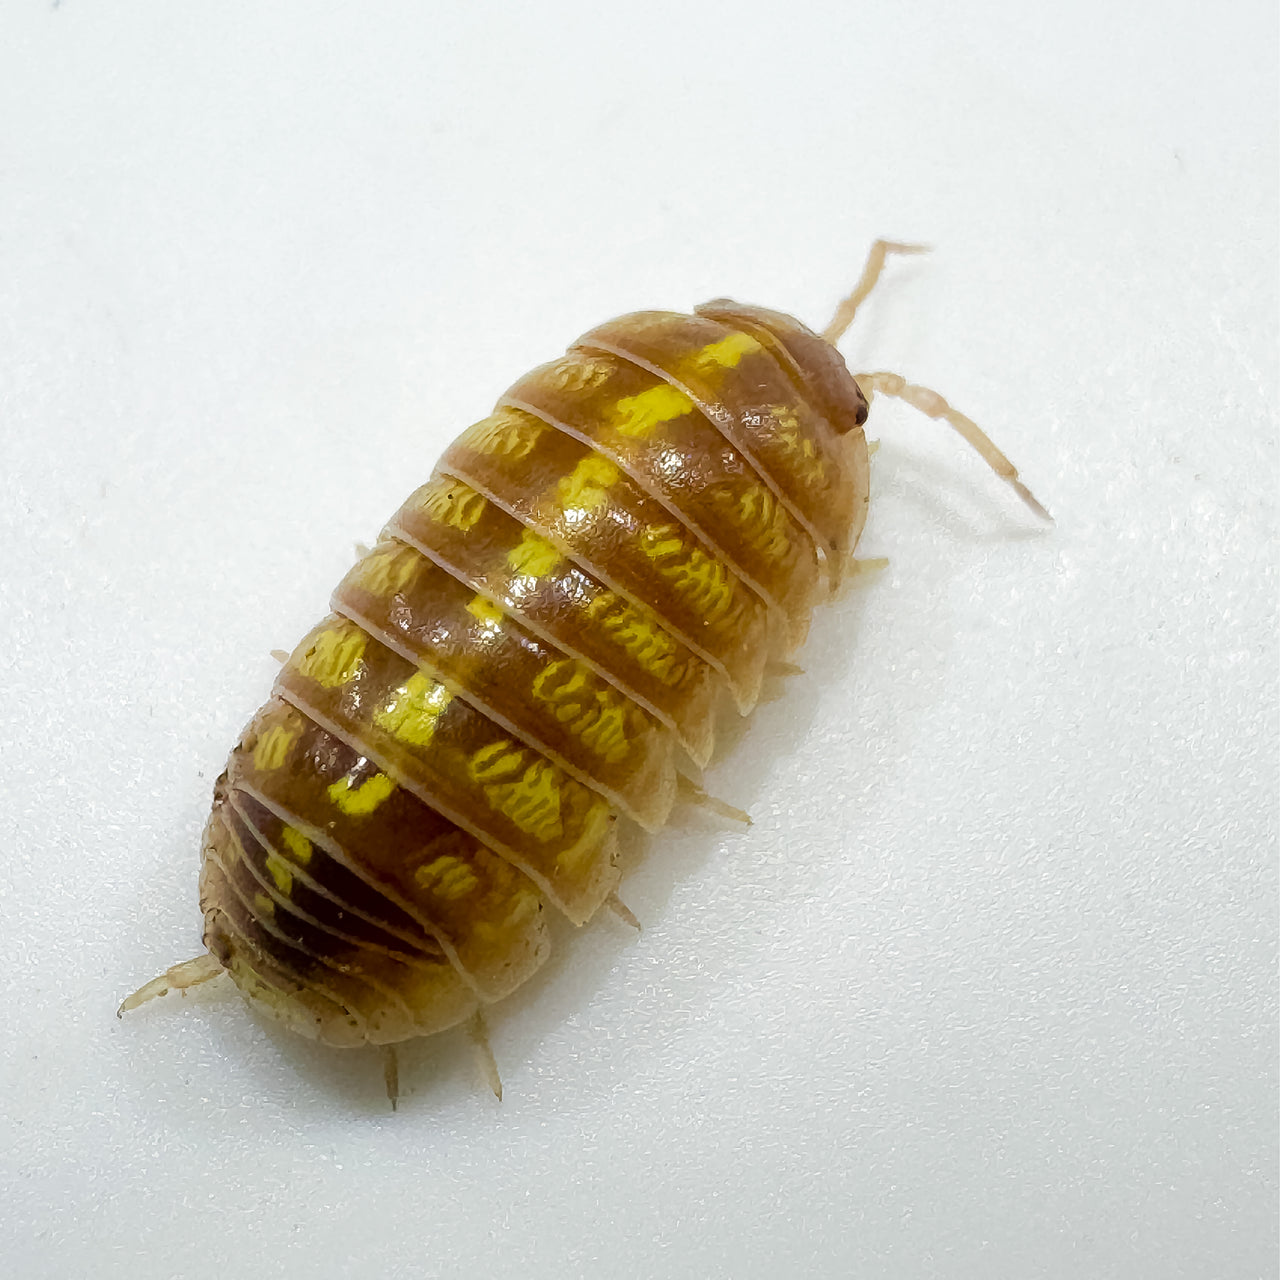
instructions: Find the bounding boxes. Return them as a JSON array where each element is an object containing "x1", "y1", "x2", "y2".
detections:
[{"x1": 123, "y1": 244, "x2": 1044, "y2": 1085}]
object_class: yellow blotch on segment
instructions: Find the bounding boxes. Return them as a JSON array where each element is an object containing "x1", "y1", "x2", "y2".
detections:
[
  {"x1": 547, "y1": 353, "x2": 614, "y2": 394},
  {"x1": 295, "y1": 626, "x2": 366, "y2": 690},
  {"x1": 467, "y1": 740, "x2": 564, "y2": 842},
  {"x1": 374, "y1": 671, "x2": 453, "y2": 748},
  {"x1": 610, "y1": 384, "x2": 694, "y2": 438},
  {"x1": 689, "y1": 331, "x2": 762, "y2": 374},
  {"x1": 640, "y1": 523, "x2": 737, "y2": 625},
  {"x1": 353, "y1": 544, "x2": 419, "y2": 597},
  {"x1": 279, "y1": 825, "x2": 313, "y2": 865},
  {"x1": 579, "y1": 706, "x2": 630, "y2": 760},
  {"x1": 555, "y1": 833, "x2": 602, "y2": 876},
  {"x1": 470, "y1": 886, "x2": 542, "y2": 944},
  {"x1": 584, "y1": 592, "x2": 689, "y2": 687},
  {"x1": 640, "y1": 525, "x2": 684, "y2": 561},
  {"x1": 459, "y1": 409, "x2": 544, "y2": 460},
  {"x1": 556, "y1": 453, "x2": 621, "y2": 517},
  {"x1": 251, "y1": 723, "x2": 298, "y2": 772},
  {"x1": 264, "y1": 853, "x2": 294, "y2": 895},
  {"x1": 721, "y1": 482, "x2": 792, "y2": 559},
  {"x1": 531, "y1": 659, "x2": 631, "y2": 763},
  {"x1": 419, "y1": 481, "x2": 488, "y2": 532},
  {"x1": 507, "y1": 528, "x2": 563, "y2": 579},
  {"x1": 252, "y1": 891, "x2": 276, "y2": 918},
  {"x1": 327, "y1": 770, "x2": 396, "y2": 816},
  {"x1": 531, "y1": 658, "x2": 589, "y2": 706},
  {"x1": 503, "y1": 888, "x2": 541, "y2": 927},
  {"x1": 415, "y1": 854, "x2": 480, "y2": 901},
  {"x1": 771, "y1": 404, "x2": 827, "y2": 485},
  {"x1": 466, "y1": 593, "x2": 507, "y2": 630}
]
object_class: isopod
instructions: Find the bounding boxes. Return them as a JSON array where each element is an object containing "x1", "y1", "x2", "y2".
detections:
[{"x1": 121, "y1": 242, "x2": 1048, "y2": 1105}]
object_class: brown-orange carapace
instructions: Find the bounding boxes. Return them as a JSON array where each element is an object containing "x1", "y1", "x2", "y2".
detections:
[{"x1": 120, "y1": 242, "x2": 1048, "y2": 1105}]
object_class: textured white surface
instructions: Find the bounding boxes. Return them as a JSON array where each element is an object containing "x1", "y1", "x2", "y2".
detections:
[{"x1": 1, "y1": 2, "x2": 1275, "y2": 1277}]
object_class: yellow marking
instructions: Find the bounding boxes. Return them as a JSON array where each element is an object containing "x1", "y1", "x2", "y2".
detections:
[
  {"x1": 507, "y1": 528, "x2": 563, "y2": 578},
  {"x1": 415, "y1": 854, "x2": 480, "y2": 901},
  {"x1": 531, "y1": 658, "x2": 590, "y2": 705},
  {"x1": 610, "y1": 384, "x2": 694, "y2": 438},
  {"x1": 466, "y1": 593, "x2": 506, "y2": 629},
  {"x1": 279, "y1": 826, "x2": 313, "y2": 865},
  {"x1": 327, "y1": 771, "x2": 396, "y2": 816},
  {"x1": 547, "y1": 353, "x2": 614, "y2": 393},
  {"x1": 352, "y1": 544, "x2": 419, "y2": 597},
  {"x1": 720, "y1": 482, "x2": 792, "y2": 559},
  {"x1": 251, "y1": 723, "x2": 297, "y2": 772},
  {"x1": 556, "y1": 453, "x2": 620, "y2": 516},
  {"x1": 640, "y1": 523, "x2": 738, "y2": 625},
  {"x1": 584, "y1": 592, "x2": 690, "y2": 687},
  {"x1": 689, "y1": 331, "x2": 762, "y2": 374},
  {"x1": 374, "y1": 671, "x2": 452, "y2": 747},
  {"x1": 577, "y1": 702, "x2": 630, "y2": 762},
  {"x1": 294, "y1": 625, "x2": 366, "y2": 689},
  {"x1": 458, "y1": 409, "x2": 544, "y2": 459},
  {"x1": 264, "y1": 853, "x2": 294, "y2": 895},
  {"x1": 531, "y1": 658, "x2": 632, "y2": 763},
  {"x1": 503, "y1": 888, "x2": 541, "y2": 928},
  {"x1": 468, "y1": 740, "x2": 564, "y2": 842},
  {"x1": 640, "y1": 526, "x2": 684, "y2": 561},
  {"x1": 468, "y1": 741, "x2": 526, "y2": 782},
  {"x1": 418, "y1": 480, "x2": 487, "y2": 531},
  {"x1": 771, "y1": 404, "x2": 827, "y2": 485},
  {"x1": 252, "y1": 891, "x2": 276, "y2": 918},
  {"x1": 472, "y1": 886, "x2": 540, "y2": 942},
  {"x1": 555, "y1": 829, "x2": 603, "y2": 875}
]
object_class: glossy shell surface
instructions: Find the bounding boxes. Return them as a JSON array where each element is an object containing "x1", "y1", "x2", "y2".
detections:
[{"x1": 199, "y1": 301, "x2": 871, "y2": 1046}]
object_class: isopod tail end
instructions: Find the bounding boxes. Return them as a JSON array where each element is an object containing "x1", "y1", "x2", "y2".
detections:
[{"x1": 117, "y1": 952, "x2": 223, "y2": 1018}]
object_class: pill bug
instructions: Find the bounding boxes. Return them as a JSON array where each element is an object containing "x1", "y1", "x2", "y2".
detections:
[{"x1": 121, "y1": 242, "x2": 1047, "y2": 1103}]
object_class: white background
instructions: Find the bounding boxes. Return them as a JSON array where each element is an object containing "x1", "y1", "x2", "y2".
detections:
[{"x1": 1, "y1": 2, "x2": 1275, "y2": 1277}]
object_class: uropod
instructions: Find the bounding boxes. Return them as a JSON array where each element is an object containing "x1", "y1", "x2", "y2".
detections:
[{"x1": 121, "y1": 242, "x2": 1049, "y2": 1105}]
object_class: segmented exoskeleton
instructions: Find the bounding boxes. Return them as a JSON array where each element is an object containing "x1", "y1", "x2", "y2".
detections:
[{"x1": 121, "y1": 243, "x2": 1046, "y2": 1099}]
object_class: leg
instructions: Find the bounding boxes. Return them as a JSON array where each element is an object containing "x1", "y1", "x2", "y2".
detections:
[
  {"x1": 383, "y1": 1044, "x2": 400, "y2": 1111},
  {"x1": 766, "y1": 660, "x2": 805, "y2": 677},
  {"x1": 466, "y1": 1009, "x2": 503, "y2": 1101},
  {"x1": 848, "y1": 555, "x2": 889, "y2": 580},
  {"x1": 676, "y1": 775, "x2": 752, "y2": 826},
  {"x1": 822, "y1": 240, "x2": 929, "y2": 345},
  {"x1": 117, "y1": 952, "x2": 223, "y2": 1017},
  {"x1": 856, "y1": 371, "x2": 1052, "y2": 521},
  {"x1": 835, "y1": 555, "x2": 890, "y2": 601},
  {"x1": 604, "y1": 892, "x2": 642, "y2": 933}
]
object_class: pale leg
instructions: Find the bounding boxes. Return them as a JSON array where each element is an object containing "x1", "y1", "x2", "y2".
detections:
[
  {"x1": 676, "y1": 775, "x2": 752, "y2": 826},
  {"x1": 605, "y1": 892, "x2": 642, "y2": 932},
  {"x1": 118, "y1": 952, "x2": 223, "y2": 1017},
  {"x1": 466, "y1": 1009, "x2": 503, "y2": 1101},
  {"x1": 822, "y1": 240, "x2": 930, "y2": 344},
  {"x1": 856, "y1": 371, "x2": 1051, "y2": 521},
  {"x1": 383, "y1": 1044, "x2": 400, "y2": 1111}
]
